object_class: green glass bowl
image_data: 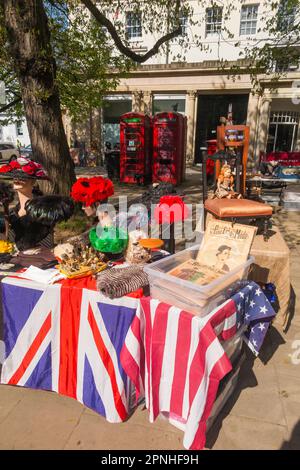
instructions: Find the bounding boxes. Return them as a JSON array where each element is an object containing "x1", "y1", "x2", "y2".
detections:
[{"x1": 89, "y1": 226, "x2": 128, "y2": 254}]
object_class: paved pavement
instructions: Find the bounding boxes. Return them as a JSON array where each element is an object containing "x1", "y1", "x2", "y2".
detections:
[{"x1": 0, "y1": 167, "x2": 299, "y2": 450}]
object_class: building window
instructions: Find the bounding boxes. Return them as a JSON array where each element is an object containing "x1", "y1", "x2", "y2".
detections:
[
  {"x1": 16, "y1": 121, "x2": 23, "y2": 136},
  {"x1": 180, "y1": 15, "x2": 188, "y2": 36},
  {"x1": 267, "y1": 111, "x2": 300, "y2": 153},
  {"x1": 152, "y1": 94, "x2": 186, "y2": 115},
  {"x1": 103, "y1": 95, "x2": 132, "y2": 147},
  {"x1": 240, "y1": 4, "x2": 259, "y2": 35},
  {"x1": 277, "y1": 0, "x2": 297, "y2": 33},
  {"x1": 126, "y1": 12, "x2": 142, "y2": 39},
  {"x1": 274, "y1": 53, "x2": 300, "y2": 72},
  {"x1": 205, "y1": 7, "x2": 222, "y2": 36}
]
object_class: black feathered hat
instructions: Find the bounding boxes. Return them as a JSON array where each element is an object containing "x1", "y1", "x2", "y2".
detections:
[
  {"x1": 0, "y1": 181, "x2": 15, "y2": 206},
  {"x1": 25, "y1": 195, "x2": 74, "y2": 226}
]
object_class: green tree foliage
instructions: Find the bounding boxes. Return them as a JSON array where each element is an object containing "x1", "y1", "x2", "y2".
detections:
[
  {"x1": 1, "y1": 1, "x2": 299, "y2": 124},
  {"x1": 0, "y1": 1, "x2": 134, "y2": 124},
  {"x1": 232, "y1": 0, "x2": 300, "y2": 92}
]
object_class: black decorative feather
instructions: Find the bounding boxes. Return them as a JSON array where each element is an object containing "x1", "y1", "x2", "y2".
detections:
[
  {"x1": 25, "y1": 195, "x2": 74, "y2": 225},
  {"x1": 0, "y1": 182, "x2": 14, "y2": 206}
]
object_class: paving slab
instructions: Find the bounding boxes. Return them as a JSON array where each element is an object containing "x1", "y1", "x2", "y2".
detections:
[
  {"x1": 64, "y1": 407, "x2": 184, "y2": 450},
  {"x1": 208, "y1": 415, "x2": 288, "y2": 450},
  {"x1": 0, "y1": 385, "x2": 30, "y2": 424},
  {"x1": 0, "y1": 387, "x2": 84, "y2": 450}
]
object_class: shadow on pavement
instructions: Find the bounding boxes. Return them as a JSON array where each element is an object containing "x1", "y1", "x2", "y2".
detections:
[{"x1": 206, "y1": 326, "x2": 285, "y2": 449}]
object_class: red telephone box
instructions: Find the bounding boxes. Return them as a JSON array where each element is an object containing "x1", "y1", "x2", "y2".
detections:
[
  {"x1": 206, "y1": 139, "x2": 217, "y2": 177},
  {"x1": 120, "y1": 112, "x2": 152, "y2": 184},
  {"x1": 152, "y1": 112, "x2": 187, "y2": 185}
]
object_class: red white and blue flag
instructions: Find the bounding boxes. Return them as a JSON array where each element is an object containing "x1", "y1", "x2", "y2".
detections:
[
  {"x1": 121, "y1": 281, "x2": 276, "y2": 450},
  {"x1": 0, "y1": 277, "x2": 139, "y2": 423},
  {"x1": 0, "y1": 276, "x2": 275, "y2": 450}
]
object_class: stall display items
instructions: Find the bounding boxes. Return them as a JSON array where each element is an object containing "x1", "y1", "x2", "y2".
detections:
[
  {"x1": 152, "y1": 112, "x2": 187, "y2": 185},
  {"x1": 213, "y1": 164, "x2": 242, "y2": 199},
  {"x1": 56, "y1": 243, "x2": 107, "y2": 279},
  {"x1": 0, "y1": 240, "x2": 14, "y2": 254},
  {"x1": 89, "y1": 225, "x2": 129, "y2": 258},
  {"x1": 197, "y1": 220, "x2": 257, "y2": 268},
  {"x1": 71, "y1": 176, "x2": 114, "y2": 208},
  {"x1": 144, "y1": 221, "x2": 256, "y2": 317},
  {"x1": 10, "y1": 247, "x2": 57, "y2": 269},
  {"x1": 168, "y1": 220, "x2": 256, "y2": 286},
  {"x1": 203, "y1": 136, "x2": 273, "y2": 241},
  {"x1": 0, "y1": 182, "x2": 15, "y2": 239},
  {"x1": 71, "y1": 176, "x2": 115, "y2": 229},
  {"x1": 125, "y1": 229, "x2": 151, "y2": 264},
  {"x1": 0, "y1": 157, "x2": 56, "y2": 250},
  {"x1": 25, "y1": 195, "x2": 74, "y2": 225},
  {"x1": 139, "y1": 238, "x2": 164, "y2": 250},
  {"x1": 96, "y1": 264, "x2": 149, "y2": 299},
  {"x1": 154, "y1": 194, "x2": 189, "y2": 254},
  {"x1": 120, "y1": 112, "x2": 152, "y2": 184},
  {"x1": 216, "y1": 125, "x2": 249, "y2": 195}
]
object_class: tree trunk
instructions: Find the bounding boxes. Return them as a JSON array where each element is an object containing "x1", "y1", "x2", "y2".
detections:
[{"x1": 3, "y1": 0, "x2": 76, "y2": 195}]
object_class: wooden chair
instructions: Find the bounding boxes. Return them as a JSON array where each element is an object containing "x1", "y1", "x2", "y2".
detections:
[{"x1": 202, "y1": 125, "x2": 273, "y2": 241}]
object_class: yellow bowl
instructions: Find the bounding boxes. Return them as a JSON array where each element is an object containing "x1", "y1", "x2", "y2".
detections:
[{"x1": 0, "y1": 241, "x2": 14, "y2": 254}]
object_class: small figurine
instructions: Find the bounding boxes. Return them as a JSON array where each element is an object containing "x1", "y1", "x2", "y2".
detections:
[
  {"x1": 214, "y1": 164, "x2": 242, "y2": 199},
  {"x1": 125, "y1": 229, "x2": 151, "y2": 265}
]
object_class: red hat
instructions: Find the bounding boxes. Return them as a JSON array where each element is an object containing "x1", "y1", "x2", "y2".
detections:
[
  {"x1": 70, "y1": 176, "x2": 114, "y2": 207},
  {"x1": 154, "y1": 195, "x2": 189, "y2": 224},
  {"x1": 0, "y1": 157, "x2": 48, "y2": 180}
]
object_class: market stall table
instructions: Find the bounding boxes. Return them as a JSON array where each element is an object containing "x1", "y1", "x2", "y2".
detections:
[
  {"x1": 0, "y1": 275, "x2": 141, "y2": 422},
  {"x1": 0, "y1": 274, "x2": 275, "y2": 450},
  {"x1": 204, "y1": 213, "x2": 290, "y2": 328},
  {"x1": 248, "y1": 225, "x2": 290, "y2": 328}
]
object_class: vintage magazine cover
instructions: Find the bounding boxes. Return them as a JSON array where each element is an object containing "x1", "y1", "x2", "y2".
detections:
[
  {"x1": 167, "y1": 220, "x2": 256, "y2": 289},
  {"x1": 196, "y1": 220, "x2": 257, "y2": 271},
  {"x1": 167, "y1": 259, "x2": 224, "y2": 286}
]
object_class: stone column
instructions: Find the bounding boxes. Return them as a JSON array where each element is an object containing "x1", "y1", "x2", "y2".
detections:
[
  {"x1": 132, "y1": 91, "x2": 143, "y2": 113},
  {"x1": 256, "y1": 97, "x2": 272, "y2": 161},
  {"x1": 246, "y1": 92, "x2": 260, "y2": 166},
  {"x1": 143, "y1": 91, "x2": 153, "y2": 115},
  {"x1": 185, "y1": 91, "x2": 197, "y2": 164}
]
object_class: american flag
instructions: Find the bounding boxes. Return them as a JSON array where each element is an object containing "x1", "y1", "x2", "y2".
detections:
[
  {"x1": 0, "y1": 276, "x2": 140, "y2": 422},
  {"x1": 121, "y1": 281, "x2": 276, "y2": 450},
  {"x1": 230, "y1": 281, "x2": 276, "y2": 356}
]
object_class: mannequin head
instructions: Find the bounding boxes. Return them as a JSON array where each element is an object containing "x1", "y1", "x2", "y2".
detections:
[
  {"x1": 82, "y1": 205, "x2": 96, "y2": 217},
  {"x1": 13, "y1": 178, "x2": 35, "y2": 196}
]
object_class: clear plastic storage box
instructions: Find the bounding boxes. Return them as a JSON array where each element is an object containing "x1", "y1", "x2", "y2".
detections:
[{"x1": 144, "y1": 240, "x2": 254, "y2": 317}]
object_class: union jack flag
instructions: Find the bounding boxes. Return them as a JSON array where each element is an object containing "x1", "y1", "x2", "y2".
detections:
[{"x1": 0, "y1": 277, "x2": 140, "y2": 422}]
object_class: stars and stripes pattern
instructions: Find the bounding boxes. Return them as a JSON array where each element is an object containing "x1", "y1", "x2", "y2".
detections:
[
  {"x1": 0, "y1": 275, "x2": 275, "y2": 450},
  {"x1": 0, "y1": 276, "x2": 140, "y2": 423},
  {"x1": 121, "y1": 281, "x2": 276, "y2": 450},
  {"x1": 231, "y1": 281, "x2": 276, "y2": 356},
  {"x1": 121, "y1": 297, "x2": 238, "y2": 450}
]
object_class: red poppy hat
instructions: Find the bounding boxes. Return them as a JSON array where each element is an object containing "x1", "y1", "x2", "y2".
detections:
[
  {"x1": 0, "y1": 157, "x2": 49, "y2": 180},
  {"x1": 70, "y1": 176, "x2": 114, "y2": 207},
  {"x1": 154, "y1": 195, "x2": 189, "y2": 224}
]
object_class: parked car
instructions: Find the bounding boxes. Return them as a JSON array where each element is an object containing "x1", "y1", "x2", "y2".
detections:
[
  {"x1": 0, "y1": 142, "x2": 20, "y2": 162},
  {"x1": 18, "y1": 144, "x2": 33, "y2": 160}
]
